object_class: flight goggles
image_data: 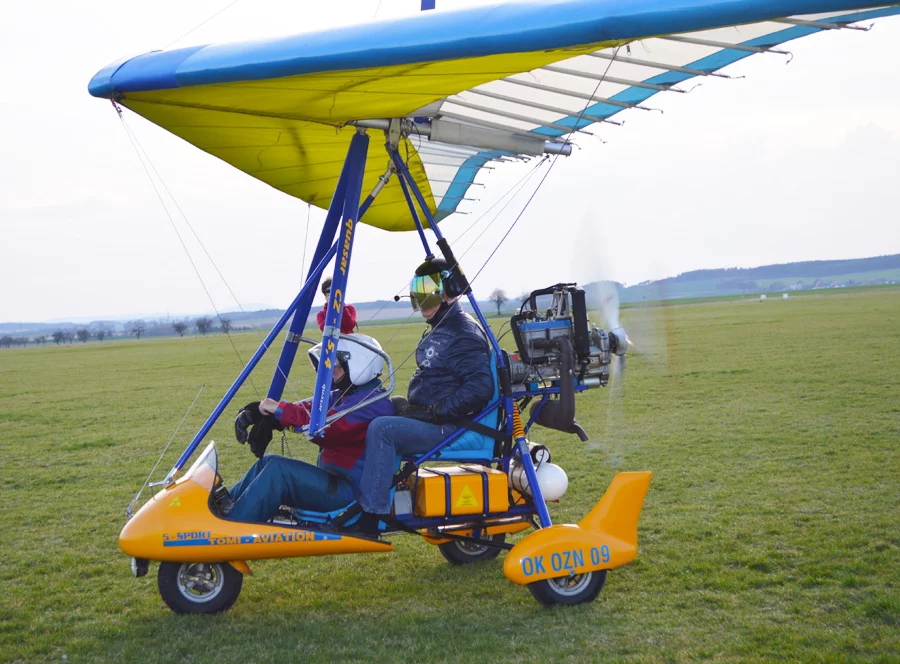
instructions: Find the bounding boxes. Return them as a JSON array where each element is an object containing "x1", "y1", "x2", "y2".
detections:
[{"x1": 409, "y1": 273, "x2": 444, "y2": 311}]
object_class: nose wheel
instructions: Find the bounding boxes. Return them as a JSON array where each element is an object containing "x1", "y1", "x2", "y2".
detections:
[
  {"x1": 527, "y1": 570, "x2": 607, "y2": 606},
  {"x1": 157, "y1": 562, "x2": 243, "y2": 614}
]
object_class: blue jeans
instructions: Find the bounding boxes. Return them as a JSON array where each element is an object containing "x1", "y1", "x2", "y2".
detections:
[
  {"x1": 358, "y1": 416, "x2": 458, "y2": 514},
  {"x1": 228, "y1": 455, "x2": 357, "y2": 523}
]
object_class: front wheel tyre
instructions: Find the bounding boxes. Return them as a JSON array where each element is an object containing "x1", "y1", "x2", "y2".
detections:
[
  {"x1": 157, "y1": 562, "x2": 243, "y2": 614},
  {"x1": 438, "y1": 533, "x2": 506, "y2": 564},
  {"x1": 527, "y1": 570, "x2": 607, "y2": 606}
]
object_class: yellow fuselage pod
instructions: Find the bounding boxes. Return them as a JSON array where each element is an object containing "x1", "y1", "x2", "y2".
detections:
[
  {"x1": 504, "y1": 471, "x2": 652, "y2": 585},
  {"x1": 119, "y1": 475, "x2": 392, "y2": 563}
]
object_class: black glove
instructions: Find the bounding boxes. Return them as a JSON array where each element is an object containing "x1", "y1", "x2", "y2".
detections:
[
  {"x1": 234, "y1": 402, "x2": 263, "y2": 444},
  {"x1": 248, "y1": 416, "x2": 279, "y2": 459},
  {"x1": 396, "y1": 403, "x2": 438, "y2": 423}
]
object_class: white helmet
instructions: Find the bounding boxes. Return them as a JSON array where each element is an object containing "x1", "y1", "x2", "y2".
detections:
[{"x1": 307, "y1": 333, "x2": 385, "y2": 386}]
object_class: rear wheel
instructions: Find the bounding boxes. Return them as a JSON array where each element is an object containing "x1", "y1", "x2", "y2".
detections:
[
  {"x1": 527, "y1": 570, "x2": 607, "y2": 606},
  {"x1": 157, "y1": 562, "x2": 243, "y2": 614},
  {"x1": 438, "y1": 533, "x2": 506, "y2": 564}
]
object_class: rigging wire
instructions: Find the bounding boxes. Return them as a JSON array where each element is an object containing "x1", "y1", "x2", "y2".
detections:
[
  {"x1": 300, "y1": 203, "x2": 311, "y2": 281},
  {"x1": 114, "y1": 106, "x2": 305, "y2": 400},
  {"x1": 454, "y1": 156, "x2": 546, "y2": 245},
  {"x1": 119, "y1": 118, "x2": 252, "y2": 319},
  {"x1": 127, "y1": 385, "x2": 205, "y2": 517},
  {"x1": 317, "y1": 153, "x2": 553, "y2": 432},
  {"x1": 470, "y1": 46, "x2": 623, "y2": 286},
  {"x1": 358, "y1": 143, "x2": 548, "y2": 329},
  {"x1": 456, "y1": 156, "x2": 549, "y2": 264},
  {"x1": 114, "y1": 105, "x2": 262, "y2": 399},
  {"x1": 260, "y1": 44, "x2": 623, "y2": 433},
  {"x1": 165, "y1": 0, "x2": 244, "y2": 50}
]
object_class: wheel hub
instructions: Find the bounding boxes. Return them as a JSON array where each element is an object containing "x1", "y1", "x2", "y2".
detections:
[
  {"x1": 455, "y1": 541, "x2": 489, "y2": 555},
  {"x1": 176, "y1": 563, "x2": 224, "y2": 603},
  {"x1": 547, "y1": 572, "x2": 592, "y2": 596}
]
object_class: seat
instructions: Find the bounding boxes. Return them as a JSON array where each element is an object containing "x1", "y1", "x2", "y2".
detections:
[{"x1": 406, "y1": 351, "x2": 502, "y2": 464}]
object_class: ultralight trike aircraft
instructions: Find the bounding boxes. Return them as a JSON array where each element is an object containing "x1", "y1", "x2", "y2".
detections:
[{"x1": 88, "y1": 0, "x2": 900, "y2": 613}]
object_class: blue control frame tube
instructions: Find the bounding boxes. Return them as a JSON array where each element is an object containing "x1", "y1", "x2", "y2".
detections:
[
  {"x1": 394, "y1": 163, "x2": 433, "y2": 258},
  {"x1": 390, "y1": 150, "x2": 555, "y2": 526},
  {"x1": 173, "y1": 241, "x2": 338, "y2": 471},
  {"x1": 267, "y1": 146, "x2": 354, "y2": 401},
  {"x1": 389, "y1": 153, "x2": 440, "y2": 238},
  {"x1": 391, "y1": 153, "x2": 506, "y2": 364},
  {"x1": 307, "y1": 131, "x2": 370, "y2": 437},
  {"x1": 516, "y1": 435, "x2": 552, "y2": 527}
]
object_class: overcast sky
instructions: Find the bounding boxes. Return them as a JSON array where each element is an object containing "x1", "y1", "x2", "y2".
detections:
[{"x1": 2, "y1": 1, "x2": 899, "y2": 323}]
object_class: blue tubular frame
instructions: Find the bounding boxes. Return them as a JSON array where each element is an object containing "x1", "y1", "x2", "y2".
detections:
[
  {"x1": 395, "y1": 168, "x2": 433, "y2": 258},
  {"x1": 308, "y1": 131, "x2": 370, "y2": 436},
  {"x1": 268, "y1": 147, "x2": 382, "y2": 401},
  {"x1": 172, "y1": 132, "x2": 373, "y2": 472},
  {"x1": 390, "y1": 154, "x2": 507, "y2": 362},
  {"x1": 267, "y1": 156, "x2": 351, "y2": 401},
  {"x1": 173, "y1": 241, "x2": 339, "y2": 471},
  {"x1": 389, "y1": 149, "x2": 553, "y2": 528},
  {"x1": 167, "y1": 135, "x2": 561, "y2": 532}
]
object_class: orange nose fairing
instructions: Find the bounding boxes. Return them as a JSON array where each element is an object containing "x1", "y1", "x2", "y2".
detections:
[{"x1": 119, "y1": 476, "x2": 391, "y2": 562}]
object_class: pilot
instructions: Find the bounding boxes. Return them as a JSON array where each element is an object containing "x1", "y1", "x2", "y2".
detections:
[
  {"x1": 353, "y1": 260, "x2": 495, "y2": 533},
  {"x1": 226, "y1": 333, "x2": 393, "y2": 523}
]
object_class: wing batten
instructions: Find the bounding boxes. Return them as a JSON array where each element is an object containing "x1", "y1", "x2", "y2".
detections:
[
  {"x1": 436, "y1": 4, "x2": 899, "y2": 217},
  {"x1": 89, "y1": 1, "x2": 900, "y2": 231}
]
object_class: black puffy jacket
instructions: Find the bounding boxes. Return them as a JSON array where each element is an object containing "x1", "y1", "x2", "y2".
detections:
[{"x1": 407, "y1": 301, "x2": 495, "y2": 423}]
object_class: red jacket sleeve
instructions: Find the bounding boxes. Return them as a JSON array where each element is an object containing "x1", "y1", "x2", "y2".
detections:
[
  {"x1": 316, "y1": 306, "x2": 326, "y2": 331},
  {"x1": 276, "y1": 401, "x2": 312, "y2": 428},
  {"x1": 276, "y1": 400, "x2": 366, "y2": 448}
]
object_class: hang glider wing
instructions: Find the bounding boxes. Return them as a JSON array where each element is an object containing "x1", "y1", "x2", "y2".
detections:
[{"x1": 89, "y1": 0, "x2": 900, "y2": 232}]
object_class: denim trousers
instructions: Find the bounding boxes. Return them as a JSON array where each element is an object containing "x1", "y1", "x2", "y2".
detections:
[
  {"x1": 228, "y1": 455, "x2": 357, "y2": 523},
  {"x1": 358, "y1": 416, "x2": 457, "y2": 514}
]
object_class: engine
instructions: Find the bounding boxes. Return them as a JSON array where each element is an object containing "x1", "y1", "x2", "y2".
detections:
[{"x1": 506, "y1": 283, "x2": 626, "y2": 391}]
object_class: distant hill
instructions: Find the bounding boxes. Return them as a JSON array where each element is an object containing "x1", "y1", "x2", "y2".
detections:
[
  {"x1": 614, "y1": 254, "x2": 900, "y2": 302},
  {"x1": 5, "y1": 254, "x2": 899, "y2": 341}
]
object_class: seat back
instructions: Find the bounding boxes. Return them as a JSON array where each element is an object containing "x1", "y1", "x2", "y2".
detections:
[{"x1": 429, "y1": 351, "x2": 501, "y2": 461}]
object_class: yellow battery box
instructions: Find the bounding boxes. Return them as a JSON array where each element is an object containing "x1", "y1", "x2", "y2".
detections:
[{"x1": 414, "y1": 465, "x2": 509, "y2": 517}]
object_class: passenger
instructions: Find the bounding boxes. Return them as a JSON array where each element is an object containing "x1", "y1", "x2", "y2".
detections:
[
  {"x1": 354, "y1": 260, "x2": 494, "y2": 533},
  {"x1": 317, "y1": 276, "x2": 357, "y2": 334},
  {"x1": 227, "y1": 333, "x2": 393, "y2": 523}
]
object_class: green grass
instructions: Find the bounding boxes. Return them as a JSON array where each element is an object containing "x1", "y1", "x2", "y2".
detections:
[{"x1": 1, "y1": 289, "x2": 899, "y2": 663}]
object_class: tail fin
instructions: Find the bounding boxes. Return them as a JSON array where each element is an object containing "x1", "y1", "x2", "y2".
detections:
[{"x1": 578, "y1": 472, "x2": 652, "y2": 547}]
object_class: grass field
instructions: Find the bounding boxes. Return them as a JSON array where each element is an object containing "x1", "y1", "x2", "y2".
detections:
[{"x1": 1, "y1": 289, "x2": 898, "y2": 663}]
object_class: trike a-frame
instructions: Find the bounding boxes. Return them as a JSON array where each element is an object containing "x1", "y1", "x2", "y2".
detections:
[{"x1": 118, "y1": 127, "x2": 651, "y2": 614}]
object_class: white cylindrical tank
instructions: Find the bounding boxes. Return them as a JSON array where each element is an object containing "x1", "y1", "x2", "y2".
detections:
[{"x1": 509, "y1": 462, "x2": 569, "y2": 501}]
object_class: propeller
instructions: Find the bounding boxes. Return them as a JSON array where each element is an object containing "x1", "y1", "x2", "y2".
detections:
[
  {"x1": 585, "y1": 279, "x2": 631, "y2": 388},
  {"x1": 569, "y1": 214, "x2": 673, "y2": 456}
]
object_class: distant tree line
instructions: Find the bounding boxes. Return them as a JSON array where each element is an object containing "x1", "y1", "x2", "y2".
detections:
[
  {"x1": 1, "y1": 315, "x2": 241, "y2": 348},
  {"x1": 659, "y1": 254, "x2": 900, "y2": 284}
]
